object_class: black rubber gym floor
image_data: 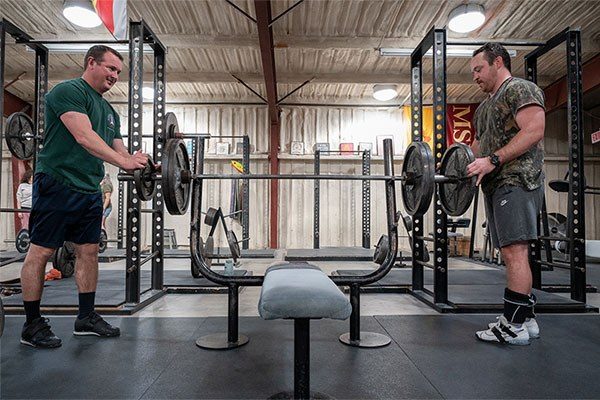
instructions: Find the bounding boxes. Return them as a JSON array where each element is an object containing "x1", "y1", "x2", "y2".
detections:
[{"x1": 1, "y1": 314, "x2": 599, "y2": 399}]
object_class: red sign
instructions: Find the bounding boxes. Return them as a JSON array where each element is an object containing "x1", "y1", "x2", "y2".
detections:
[
  {"x1": 446, "y1": 104, "x2": 478, "y2": 146},
  {"x1": 592, "y1": 130, "x2": 600, "y2": 144}
]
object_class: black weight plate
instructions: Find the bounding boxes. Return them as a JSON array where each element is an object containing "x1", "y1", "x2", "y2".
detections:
[
  {"x1": 204, "y1": 236, "x2": 214, "y2": 268},
  {"x1": 165, "y1": 112, "x2": 180, "y2": 140},
  {"x1": 401, "y1": 142, "x2": 435, "y2": 216},
  {"x1": 134, "y1": 155, "x2": 157, "y2": 201},
  {"x1": 192, "y1": 236, "x2": 204, "y2": 278},
  {"x1": 53, "y1": 242, "x2": 76, "y2": 278},
  {"x1": 439, "y1": 143, "x2": 476, "y2": 217},
  {"x1": 99, "y1": 229, "x2": 107, "y2": 253},
  {"x1": 226, "y1": 230, "x2": 241, "y2": 261},
  {"x1": 163, "y1": 139, "x2": 191, "y2": 215},
  {"x1": 204, "y1": 207, "x2": 220, "y2": 227},
  {"x1": 5, "y1": 112, "x2": 35, "y2": 160},
  {"x1": 16, "y1": 228, "x2": 30, "y2": 253},
  {"x1": 373, "y1": 234, "x2": 389, "y2": 265}
]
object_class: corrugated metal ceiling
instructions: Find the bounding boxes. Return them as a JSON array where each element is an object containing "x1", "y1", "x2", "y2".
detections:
[{"x1": 1, "y1": 0, "x2": 599, "y2": 104}]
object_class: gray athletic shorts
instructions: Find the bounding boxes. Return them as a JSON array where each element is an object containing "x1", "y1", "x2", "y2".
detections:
[{"x1": 484, "y1": 185, "x2": 543, "y2": 249}]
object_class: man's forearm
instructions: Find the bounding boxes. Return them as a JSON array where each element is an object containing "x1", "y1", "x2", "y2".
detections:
[
  {"x1": 76, "y1": 129, "x2": 127, "y2": 168},
  {"x1": 495, "y1": 128, "x2": 543, "y2": 165}
]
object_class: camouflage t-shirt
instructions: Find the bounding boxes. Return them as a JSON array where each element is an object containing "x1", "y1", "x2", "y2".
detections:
[{"x1": 473, "y1": 77, "x2": 545, "y2": 196}]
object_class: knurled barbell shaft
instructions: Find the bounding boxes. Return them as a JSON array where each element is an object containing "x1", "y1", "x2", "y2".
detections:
[{"x1": 118, "y1": 171, "x2": 469, "y2": 183}]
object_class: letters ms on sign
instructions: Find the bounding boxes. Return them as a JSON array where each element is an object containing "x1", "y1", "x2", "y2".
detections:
[{"x1": 592, "y1": 130, "x2": 600, "y2": 144}]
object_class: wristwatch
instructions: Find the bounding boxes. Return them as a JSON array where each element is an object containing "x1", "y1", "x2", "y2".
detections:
[{"x1": 489, "y1": 153, "x2": 501, "y2": 169}]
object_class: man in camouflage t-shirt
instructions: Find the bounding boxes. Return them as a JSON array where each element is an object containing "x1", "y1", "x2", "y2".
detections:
[{"x1": 467, "y1": 43, "x2": 546, "y2": 346}]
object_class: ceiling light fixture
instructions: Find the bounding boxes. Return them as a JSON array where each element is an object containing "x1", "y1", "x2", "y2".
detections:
[
  {"x1": 373, "y1": 84, "x2": 398, "y2": 101},
  {"x1": 448, "y1": 4, "x2": 486, "y2": 33},
  {"x1": 63, "y1": 0, "x2": 103, "y2": 28}
]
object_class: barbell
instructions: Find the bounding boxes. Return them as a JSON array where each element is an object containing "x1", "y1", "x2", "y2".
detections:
[{"x1": 117, "y1": 113, "x2": 477, "y2": 217}]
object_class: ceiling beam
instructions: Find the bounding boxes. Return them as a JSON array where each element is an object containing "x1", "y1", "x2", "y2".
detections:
[
  {"x1": 12, "y1": 34, "x2": 600, "y2": 52},
  {"x1": 2, "y1": 69, "x2": 557, "y2": 86}
]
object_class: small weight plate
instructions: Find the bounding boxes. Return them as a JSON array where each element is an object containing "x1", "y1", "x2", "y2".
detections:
[
  {"x1": 226, "y1": 230, "x2": 241, "y2": 261},
  {"x1": 204, "y1": 207, "x2": 220, "y2": 227},
  {"x1": 133, "y1": 155, "x2": 157, "y2": 201},
  {"x1": 99, "y1": 229, "x2": 108, "y2": 253},
  {"x1": 53, "y1": 242, "x2": 76, "y2": 278},
  {"x1": 165, "y1": 112, "x2": 180, "y2": 140},
  {"x1": 373, "y1": 234, "x2": 389, "y2": 265},
  {"x1": 16, "y1": 228, "x2": 30, "y2": 253}
]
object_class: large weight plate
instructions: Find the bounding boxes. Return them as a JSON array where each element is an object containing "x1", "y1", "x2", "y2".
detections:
[
  {"x1": 439, "y1": 143, "x2": 476, "y2": 216},
  {"x1": 401, "y1": 142, "x2": 435, "y2": 216},
  {"x1": 53, "y1": 242, "x2": 76, "y2": 278},
  {"x1": 134, "y1": 155, "x2": 157, "y2": 201},
  {"x1": 163, "y1": 139, "x2": 191, "y2": 215},
  {"x1": 165, "y1": 112, "x2": 180, "y2": 140},
  {"x1": 16, "y1": 228, "x2": 30, "y2": 253},
  {"x1": 5, "y1": 112, "x2": 35, "y2": 160}
]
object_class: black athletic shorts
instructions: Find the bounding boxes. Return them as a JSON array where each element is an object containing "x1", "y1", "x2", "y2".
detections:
[
  {"x1": 29, "y1": 173, "x2": 103, "y2": 249},
  {"x1": 484, "y1": 184, "x2": 543, "y2": 249}
]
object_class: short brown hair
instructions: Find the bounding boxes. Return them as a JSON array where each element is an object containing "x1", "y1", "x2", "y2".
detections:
[
  {"x1": 20, "y1": 169, "x2": 33, "y2": 184},
  {"x1": 83, "y1": 45, "x2": 123, "y2": 70},
  {"x1": 473, "y1": 43, "x2": 511, "y2": 73}
]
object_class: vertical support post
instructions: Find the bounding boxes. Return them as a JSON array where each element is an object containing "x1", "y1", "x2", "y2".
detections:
[
  {"x1": 410, "y1": 60, "x2": 424, "y2": 291},
  {"x1": 432, "y1": 28, "x2": 448, "y2": 304},
  {"x1": 150, "y1": 41, "x2": 166, "y2": 290},
  {"x1": 468, "y1": 189, "x2": 479, "y2": 259},
  {"x1": 294, "y1": 318, "x2": 310, "y2": 400},
  {"x1": 125, "y1": 21, "x2": 144, "y2": 303},
  {"x1": 117, "y1": 180, "x2": 125, "y2": 249},
  {"x1": 313, "y1": 150, "x2": 320, "y2": 249},
  {"x1": 242, "y1": 135, "x2": 250, "y2": 249},
  {"x1": 227, "y1": 284, "x2": 239, "y2": 343},
  {"x1": 361, "y1": 149, "x2": 371, "y2": 249},
  {"x1": 0, "y1": 22, "x2": 5, "y2": 214},
  {"x1": 269, "y1": 123, "x2": 279, "y2": 248},
  {"x1": 525, "y1": 55, "x2": 543, "y2": 288},
  {"x1": 349, "y1": 284, "x2": 360, "y2": 341},
  {"x1": 190, "y1": 137, "x2": 205, "y2": 273},
  {"x1": 33, "y1": 47, "x2": 48, "y2": 172},
  {"x1": 566, "y1": 30, "x2": 586, "y2": 302}
]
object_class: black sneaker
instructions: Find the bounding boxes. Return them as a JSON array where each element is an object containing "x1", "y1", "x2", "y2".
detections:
[
  {"x1": 21, "y1": 317, "x2": 62, "y2": 348},
  {"x1": 73, "y1": 311, "x2": 120, "y2": 337}
]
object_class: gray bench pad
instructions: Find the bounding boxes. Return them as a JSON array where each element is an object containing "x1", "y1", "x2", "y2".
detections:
[{"x1": 258, "y1": 262, "x2": 352, "y2": 320}]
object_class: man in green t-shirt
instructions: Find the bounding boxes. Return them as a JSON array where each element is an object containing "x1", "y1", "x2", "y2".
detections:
[
  {"x1": 20, "y1": 45, "x2": 148, "y2": 349},
  {"x1": 467, "y1": 43, "x2": 546, "y2": 346}
]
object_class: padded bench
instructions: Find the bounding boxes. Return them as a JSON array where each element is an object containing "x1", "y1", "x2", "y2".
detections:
[{"x1": 258, "y1": 262, "x2": 352, "y2": 399}]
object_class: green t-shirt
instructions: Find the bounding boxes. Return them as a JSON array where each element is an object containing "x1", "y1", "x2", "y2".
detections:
[
  {"x1": 36, "y1": 78, "x2": 122, "y2": 193},
  {"x1": 473, "y1": 77, "x2": 545, "y2": 196}
]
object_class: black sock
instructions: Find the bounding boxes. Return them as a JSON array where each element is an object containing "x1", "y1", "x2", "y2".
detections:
[
  {"x1": 78, "y1": 292, "x2": 96, "y2": 319},
  {"x1": 503, "y1": 288, "x2": 531, "y2": 324},
  {"x1": 527, "y1": 293, "x2": 537, "y2": 319},
  {"x1": 23, "y1": 300, "x2": 41, "y2": 324}
]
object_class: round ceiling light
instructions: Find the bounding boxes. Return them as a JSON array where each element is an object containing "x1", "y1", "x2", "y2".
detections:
[
  {"x1": 63, "y1": 0, "x2": 103, "y2": 28},
  {"x1": 448, "y1": 4, "x2": 486, "y2": 34},
  {"x1": 373, "y1": 84, "x2": 398, "y2": 101}
]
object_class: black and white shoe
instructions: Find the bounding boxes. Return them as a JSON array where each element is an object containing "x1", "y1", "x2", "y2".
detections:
[
  {"x1": 476, "y1": 315, "x2": 530, "y2": 345},
  {"x1": 73, "y1": 311, "x2": 120, "y2": 337},
  {"x1": 488, "y1": 316, "x2": 540, "y2": 339},
  {"x1": 21, "y1": 317, "x2": 62, "y2": 348}
]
